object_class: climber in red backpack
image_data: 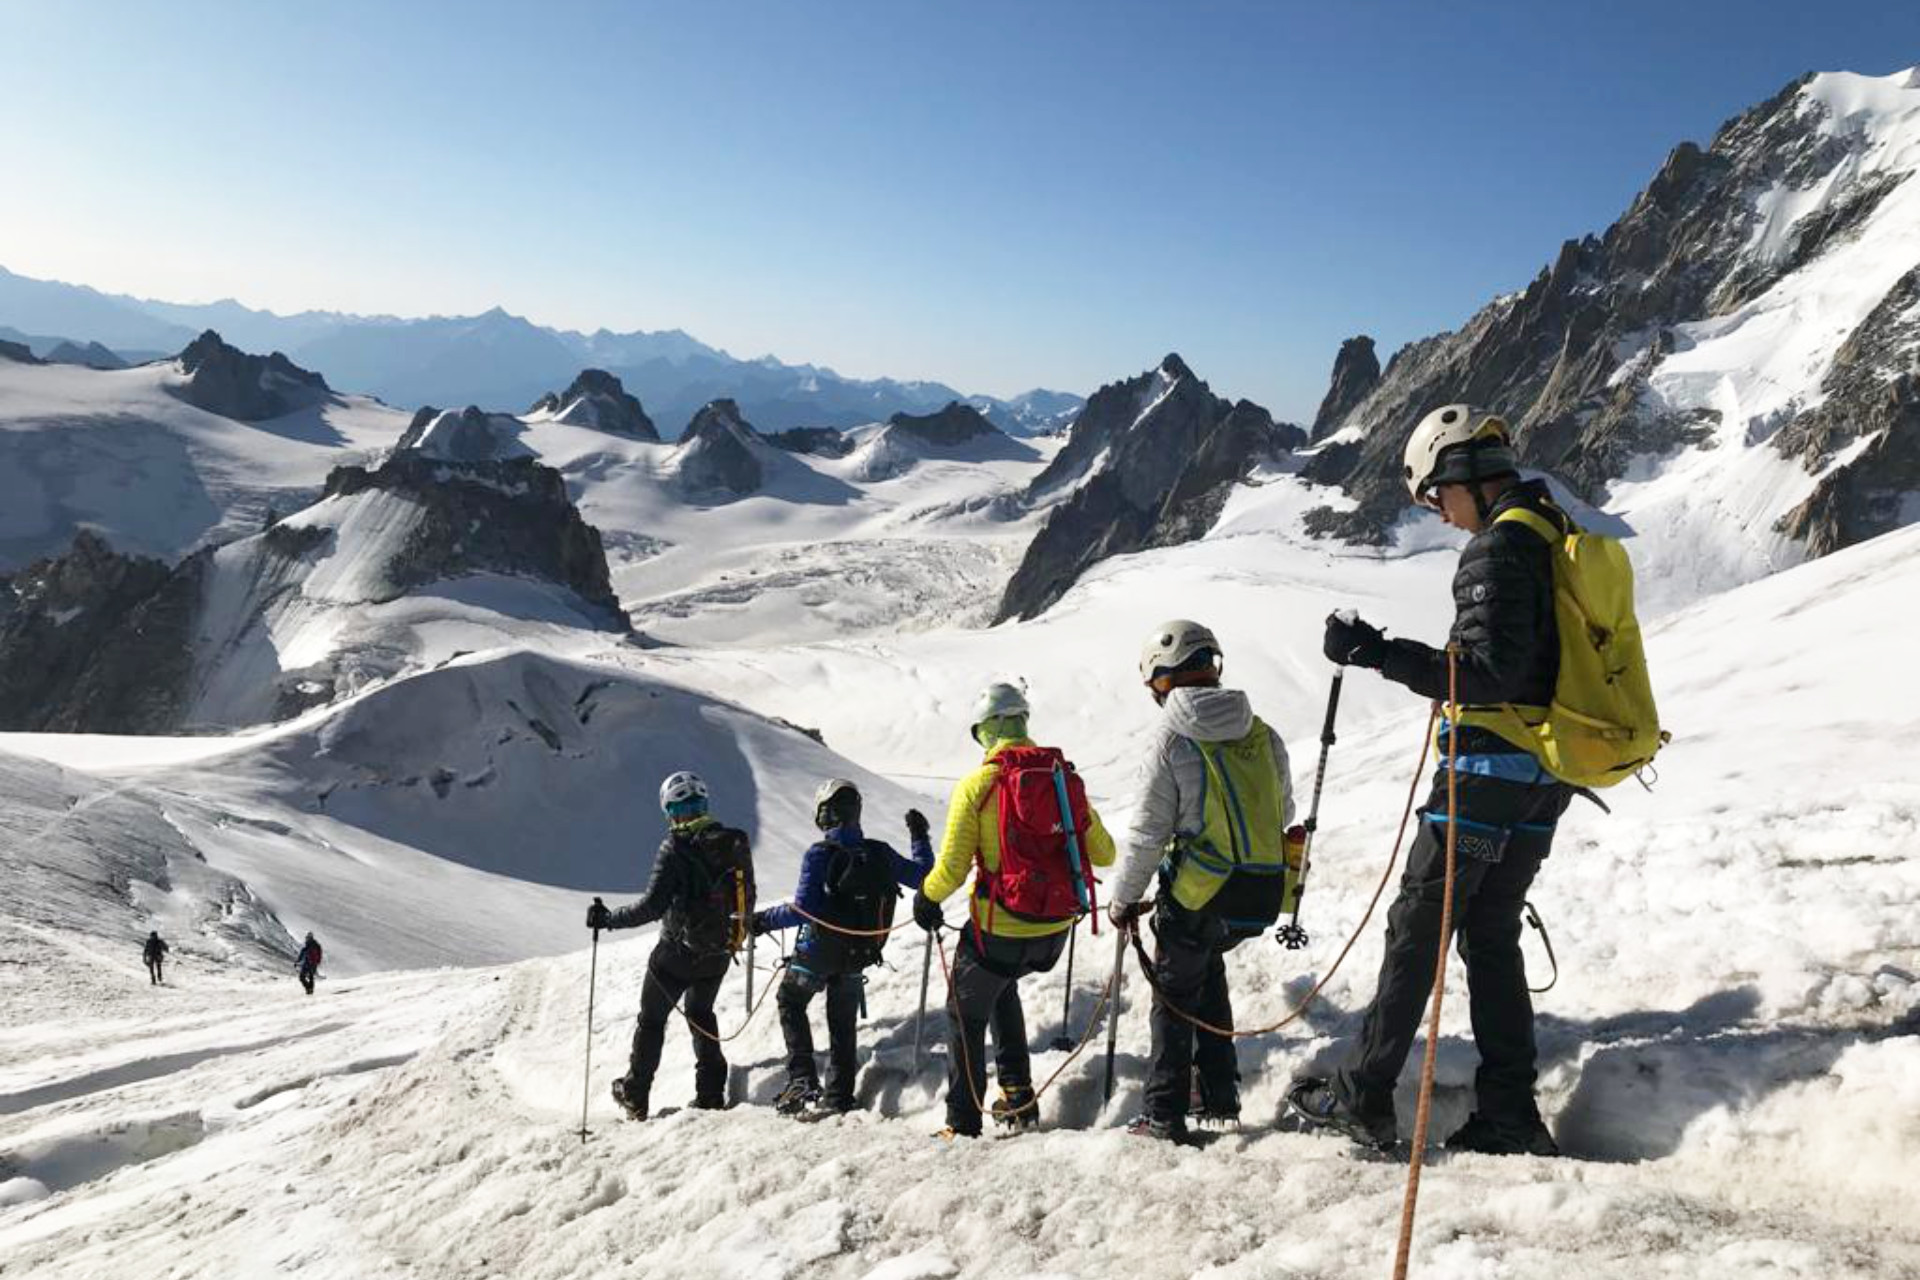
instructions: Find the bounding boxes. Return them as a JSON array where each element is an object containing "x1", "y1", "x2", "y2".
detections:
[{"x1": 911, "y1": 681, "x2": 1117, "y2": 1138}]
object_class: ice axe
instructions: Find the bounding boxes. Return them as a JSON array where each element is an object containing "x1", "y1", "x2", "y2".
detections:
[
  {"x1": 911, "y1": 929, "x2": 933, "y2": 1072},
  {"x1": 1276, "y1": 668, "x2": 1343, "y2": 950},
  {"x1": 1102, "y1": 924, "x2": 1127, "y2": 1103}
]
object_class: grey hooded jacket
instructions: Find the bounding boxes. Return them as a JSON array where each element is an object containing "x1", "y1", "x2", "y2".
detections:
[{"x1": 1112, "y1": 686, "x2": 1295, "y2": 908}]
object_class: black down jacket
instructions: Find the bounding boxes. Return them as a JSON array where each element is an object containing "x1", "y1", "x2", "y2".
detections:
[
  {"x1": 606, "y1": 821, "x2": 755, "y2": 960},
  {"x1": 1378, "y1": 479, "x2": 1563, "y2": 753}
]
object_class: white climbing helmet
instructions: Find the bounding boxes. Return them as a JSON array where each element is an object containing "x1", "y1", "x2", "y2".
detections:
[
  {"x1": 970, "y1": 680, "x2": 1030, "y2": 730},
  {"x1": 658, "y1": 771, "x2": 710, "y2": 812},
  {"x1": 813, "y1": 778, "x2": 861, "y2": 829},
  {"x1": 1138, "y1": 619, "x2": 1222, "y2": 685},
  {"x1": 1403, "y1": 404, "x2": 1516, "y2": 507}
]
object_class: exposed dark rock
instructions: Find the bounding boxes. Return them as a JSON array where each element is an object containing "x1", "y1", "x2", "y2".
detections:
[
  {"x1": 1300, "y1": 70, "x2": 1920, "y2": 547},
  {"x1": 1311, "y1": 336, "x2": 1380, "y2": 440},
  {"x1": 885, "y1": 401, "x2": 1000, "y2": 447},
  {"x1": 672, "y1": 399, "x2": 763, "y2": 496},
  {"x1": 394, "y1": 405, "x2": 531, "y2": 462},
  {"x1": 171, "y1": 330, "x2": 331, "y2": 421},
  {"x1": 0, "y1": 338, "x2": 41, "y2": 364},
  {"x1": 764, "y1": 426, "x2": 854, "y2": 457},
  {"x1": 996, "y1": 358, "x2": 1292, "y2": 623},
  {"x1": 528, "y1": 368, "x2": 658, "y2": 440},
  {"x1": 321, "y1": 450, "x2": 627, "y2": 623},
  {"x1": 45, "y1": 340, "x2": 128, "y2": 370},
  {"x1": 0, "y1": 531, "x2": 200, "y2": 732}
]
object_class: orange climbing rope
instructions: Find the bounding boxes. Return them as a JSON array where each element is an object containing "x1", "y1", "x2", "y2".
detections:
[
  {"x1": 1393, "y1": 647, "x2": 1462, "y2": 1280},
  {"x1": 1123, "y1": 703, "x2": 1439, "y2": 1039}
]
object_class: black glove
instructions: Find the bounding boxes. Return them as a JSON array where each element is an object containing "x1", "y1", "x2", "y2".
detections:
[
  {"x1": 912, "y1": 890, "x2": 944, "y2": 932},
  {"x1": 905, "y1": 809, "x2": 930, "y2": 843},
  {"x1": 1108, "y1": 899, "x2": 1152, "y2": 930},
  {"x1": 1323, "y1": 611, "x2": 1388, "y2": 669},
  {"x1": 749, "y1": 909, "x2": 773, "y2": 937},
  {"x1": 586, "y1": 898, "x2": 612, "y2": 931}
]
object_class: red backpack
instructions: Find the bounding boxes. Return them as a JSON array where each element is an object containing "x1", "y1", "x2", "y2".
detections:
[{"x1": 975, "y1": 746, "x2": 1098, "y2": 936}]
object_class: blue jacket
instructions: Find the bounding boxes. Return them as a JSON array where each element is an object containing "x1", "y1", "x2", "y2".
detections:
[{"x1": 761, "y1": 822, "x2": 932, "y2": 955}]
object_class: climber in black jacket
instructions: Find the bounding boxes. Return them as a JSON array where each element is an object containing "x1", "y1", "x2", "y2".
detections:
[
  {"x1": 587, "y1": 770, "x2": 755, "y2": 1120},
  {"x1": 1290, "y1": 404, "x2": 1574, "y2": 1158}
]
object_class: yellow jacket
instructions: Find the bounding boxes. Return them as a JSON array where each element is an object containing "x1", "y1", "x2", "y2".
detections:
[{"x1": 922, "y1": 739, "x2": 1117, "y2": 937}]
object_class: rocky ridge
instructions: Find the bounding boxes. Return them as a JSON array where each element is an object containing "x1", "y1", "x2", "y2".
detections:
[
  {"x1": 996, "y1": 354, "x2": 1302, "y2": 623},
  {"x1": 1302, "y1": 69, "x2": 1920, "y2": 559},
  {"x1": 528, "y1": 368, "x2": 658, "y2": 440},
  {"x1": 171, "y1": 329, "x2": 332, "y2": 421}
]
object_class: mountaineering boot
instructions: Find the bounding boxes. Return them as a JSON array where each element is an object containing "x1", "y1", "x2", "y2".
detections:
[
  {"x1": 611, "y1": 1077, "x2": 648, "y2": 1122},
  {"x1": 689, "y1": 1092, "x2": 728, "y2": 1112},
  {"x1": 1193, "y1": 1068, "x2": 1240, "y2": 1128},
  {"x1": 1125, "y1": 1114, "x2": 1194, "y2": 1145},
  {"x1": 1285, "y1": 1077, "x2": 1396, "y2": 1150},
  {"x1": 990, "y1": 1083, "x2": 1039, "y2": 1132},
  {"x1": 934, "y1": 1125, "x2": 978, "y2": 1142},
  {"x1": 775, "y1": 1079, "x2": 821, "y2": 1116},
  {"x1": 1445, "y1": 1111, "x2": 1560, "y2": 1157},
  {"x1": 806, "y1": 1093, "x2": 860, "y2": 1121}
]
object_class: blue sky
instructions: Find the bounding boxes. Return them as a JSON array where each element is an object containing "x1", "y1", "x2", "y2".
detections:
[{"x1": 3, "y1": 1, "x2": 1916, "y2": 418}]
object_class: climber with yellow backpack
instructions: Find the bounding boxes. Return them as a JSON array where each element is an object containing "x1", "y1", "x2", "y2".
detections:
[
  {"x1": 1107, "y1": 620, "x2": 1299, "y2": 1144},
  {"x1": 1288, "y1": 404, "x2": 1662, "y2": 1158}
]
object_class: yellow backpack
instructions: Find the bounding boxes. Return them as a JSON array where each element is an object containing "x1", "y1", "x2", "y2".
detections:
[{"x1": 1469, "y1": 504, "x2": 1667, "y2": 788}]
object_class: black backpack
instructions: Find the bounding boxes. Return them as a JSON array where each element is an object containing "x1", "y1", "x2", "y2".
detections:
[
  {"x1": 809, "y1": 838, "x2": 899, "y2": 973},
  {"x1": 672, "y1": 825, "x2": 756, "y2": 958}
]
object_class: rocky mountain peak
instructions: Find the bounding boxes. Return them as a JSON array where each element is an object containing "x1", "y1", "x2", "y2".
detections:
[
  {"x1": 395, "y1": 405, "x2": 532, "y2": 463},
  {"x1": 172, "y1": 329, "x2": 330, "y2": 421},
  {"x1": 996, "y1": 358, "x2": 1298, "y2": 623},
  {"x1": 527, "y1": 368, "x2": 658, "y2": 440},
  {"x1": 885, "y1": 401, "x2": 999, "y2": 448},
  {"x1": 1301, "y1": 66, "x2": 1920, "y2": 560},
  {"x1": 0, "y1": 338, "x2": 41, "y2": 365},
  {"x1": 1311, "y1": 335, "x2": 1380, "y2": 440},
  {"x1": 672, "y1": 399, "x2": 764, "y2": 496}
]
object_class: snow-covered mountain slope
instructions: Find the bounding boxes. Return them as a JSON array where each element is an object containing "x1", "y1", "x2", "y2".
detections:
[
  {"x1": 0, "y1": 356, "x2": 407, "y2": 570},
  {"x1": 2, "y1": 522, "x2": 1914, "y2": 1278},
  {"x1": 1310, "y1": 66, "x2": 1920, "y2": 614},
  {"x1": 0, "y1": 649, "x2": 937, "y2": 976}
]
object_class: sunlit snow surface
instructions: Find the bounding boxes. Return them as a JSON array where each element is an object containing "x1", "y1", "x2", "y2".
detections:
[{"x1": 3, "y1": 67, "x2": 1920, "y2": 1278}]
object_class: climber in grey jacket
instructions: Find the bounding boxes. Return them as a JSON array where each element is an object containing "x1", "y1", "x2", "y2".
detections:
[{"x1": 1109, "y1": 620, "x2": 1295, "y2": 1142}]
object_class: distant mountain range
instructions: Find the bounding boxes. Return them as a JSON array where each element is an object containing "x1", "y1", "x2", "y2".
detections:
[{"x1": 0, "y1": 266, "x2": 1082, "y2": 437}]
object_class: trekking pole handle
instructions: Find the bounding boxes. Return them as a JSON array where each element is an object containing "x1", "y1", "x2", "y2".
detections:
[{"x1": 591, "y1": 895, "x2": 606, "y2": 935}]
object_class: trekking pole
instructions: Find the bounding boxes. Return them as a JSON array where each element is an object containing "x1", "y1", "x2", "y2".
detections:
[
  {"x1": 1276, "y1": 668, "x2": 1344, "y2": 950},
  {"x1": 911, "y1": 928, "x2": 934, "y2": 1073},
  {"x1": 578, "y1": 900, "x2": 603, "y2": 1144},
  {"x1": 1049, "y1": 919, "x2": 1077, "y2": 1051},
  {"x1": 1102, "y1": 923, "x2": 1127, "y2": 1103}
]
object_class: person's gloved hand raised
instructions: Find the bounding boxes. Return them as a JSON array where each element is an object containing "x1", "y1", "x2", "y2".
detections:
[
  {"x1": 1323, "y1": 610, "x2": 1388, "y2": 669},
  {"x1": 905, "y1": 809, "x2": 930, "y2": 844},
  {"x1": 912, "y1": 890, "x2": 944, "y2": 932}
]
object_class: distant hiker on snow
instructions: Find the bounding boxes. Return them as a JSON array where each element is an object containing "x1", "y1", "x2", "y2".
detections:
[
  {"x1": 1289, "y1": 406, "x2": 1585, "y2": 1157},
  {"x1": 912, "y1": 681, "x2": 1116, "y2": 1139},
  {"x1": 1108, "y1": 621, "x2": 1297, "y2": 1143},
  {"x1": 296, "y1": 933, "x2": 323, "y2": 994},
  {"x1": 586, "y1": 770, "x2": 755, "y2": 1121},
  {"x1": 751, "y1": 780, "x2": 933, "y2": 1118},
  {"x1": 143, "y1": 931, "x2": 169, "y2": 985}
]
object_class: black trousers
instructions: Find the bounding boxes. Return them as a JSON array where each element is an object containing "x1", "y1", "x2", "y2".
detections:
[
  {"x1": 298, "y1": 965, "x2": 316, "y2": 995},
  {"x1": 147, "y1": 959, "x2": 163, "y2": 985},
  {"x1": 944, "y1": 923, "x2": 1067, "y2": 1135},
  {"x1": 777, "y1": 966, "x2": 862, "y2": 1104},
  {"x1": 1335, "y1": 771, "x2": 1571, "y2": 1125},
  {"x1": 628, "y1": 941, "x2": 730, "y2": 1110},
  {"x1": 1145, "y1": 902, "x2": 1242, "y2": 1122}
]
